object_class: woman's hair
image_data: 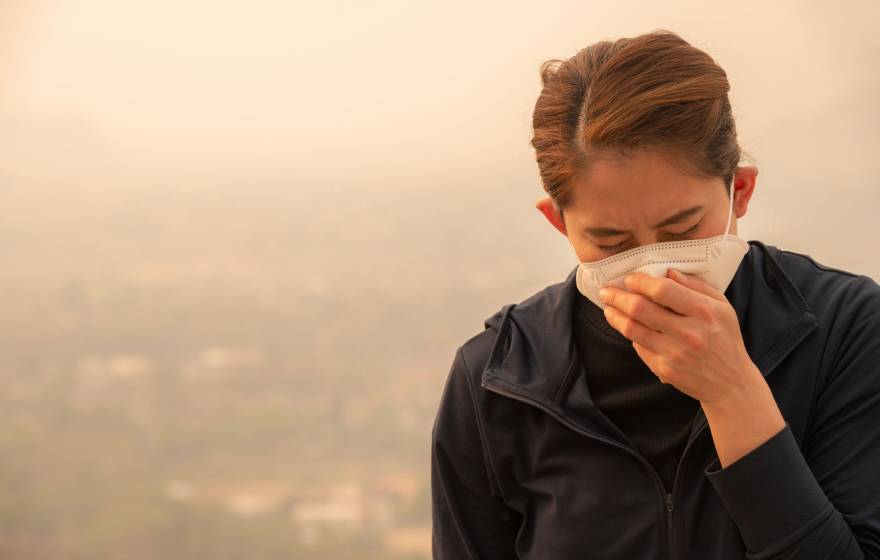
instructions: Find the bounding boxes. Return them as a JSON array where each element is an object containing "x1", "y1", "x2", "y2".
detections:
[{"x1": 530, "y1": 29, "x2": 754, "y2": 218}]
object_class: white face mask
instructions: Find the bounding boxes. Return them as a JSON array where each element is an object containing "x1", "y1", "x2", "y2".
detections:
[{"x1": 569, "y1": 175, "x2": 749, "y2": 310}]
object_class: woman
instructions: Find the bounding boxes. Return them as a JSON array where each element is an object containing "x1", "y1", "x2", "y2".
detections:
[{"x1": 430, "y1": 29, "x2": 880, "y2": 559}]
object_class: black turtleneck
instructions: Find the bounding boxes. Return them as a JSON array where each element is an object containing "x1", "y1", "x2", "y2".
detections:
[{"x1": 571, "y1": 293, "x2": 702, "y2": 493}]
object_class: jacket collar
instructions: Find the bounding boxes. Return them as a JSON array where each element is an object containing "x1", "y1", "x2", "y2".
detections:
[{"x1": 480, "y1": 240, "x2": 819, "y2": 415}]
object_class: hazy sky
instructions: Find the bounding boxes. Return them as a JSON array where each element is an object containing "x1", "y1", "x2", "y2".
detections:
[{"x1": 2, "y1": 0, "x2": 878, "y2": 275}]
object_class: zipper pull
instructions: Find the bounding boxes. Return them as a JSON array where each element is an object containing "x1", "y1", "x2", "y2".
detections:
[{"x1": 665, "y1": 492, "x2": 674, "y2": 512}]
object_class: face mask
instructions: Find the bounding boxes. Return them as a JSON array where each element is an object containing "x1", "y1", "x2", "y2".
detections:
[{"x1": 569, "y1": 175, "x2": 749, "y2": 310}]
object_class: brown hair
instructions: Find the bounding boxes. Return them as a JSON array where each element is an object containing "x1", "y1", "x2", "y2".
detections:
[{"x1": 530, "y1": 29, "x2": 755, "y2": 219}]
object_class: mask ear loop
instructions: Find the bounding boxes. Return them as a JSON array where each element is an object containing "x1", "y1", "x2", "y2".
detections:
[
  {"x1": 723, "y1": 174, "x2": 735, "y2": 242},
  {"x1": 567, "y1": 231, "x2": 577, "y2": 261}
]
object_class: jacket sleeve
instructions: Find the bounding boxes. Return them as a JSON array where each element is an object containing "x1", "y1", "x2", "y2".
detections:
[
  {"x1": 704, "y1": 274, "x2": 880, "y2": 559},
  {"x1": 431, "y1": 345, "x2": 522, "y2": 559}
]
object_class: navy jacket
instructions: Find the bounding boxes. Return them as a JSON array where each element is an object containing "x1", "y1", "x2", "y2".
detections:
[{"x1": 431, "y1": 239, "x2": 880, "y2": 559}]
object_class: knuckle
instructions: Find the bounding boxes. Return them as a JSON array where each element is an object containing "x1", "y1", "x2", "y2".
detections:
[
  {"x1": 660, "y1": 362, "x2": 677, "y2": 382},
  {"x1": 667, "y1": 347, "x2": 684, "y2": 365},
  {"x1": 682, "y1": 330, "x2": 705, "y2": 350},
  {"x1": 628, "y1": 296, "x2": 646, "y2": 316},
  {"x1": 696, "y1": 303, "x2": 715, "y2": 322},
  {"x1": 655, "y1": 363, "x2": 671, "y2": 383},
  {"x1": 650, "y1": 282, "x2": 667, "y2": 301}
]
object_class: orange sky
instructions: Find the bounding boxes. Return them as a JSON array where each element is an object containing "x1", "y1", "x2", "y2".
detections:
[{"x1": 1, "y1": 0, "x2": 877, "y2": 191}]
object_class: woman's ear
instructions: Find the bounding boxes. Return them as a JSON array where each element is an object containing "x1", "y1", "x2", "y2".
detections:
[
  {"x1": 535, "y1": 197, "x2": 568, "y2": 236},
  {"x1": 732, "y1": 165, "x2": 758, "y2": 220}
]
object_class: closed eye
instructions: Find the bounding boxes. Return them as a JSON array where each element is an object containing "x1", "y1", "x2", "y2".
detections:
[
  {"x1": 596, "y1": 222, "x2": 701, "y2": 252},
  {"x1": 665, "y1": 221, "x2": 700, "y2": 239}
]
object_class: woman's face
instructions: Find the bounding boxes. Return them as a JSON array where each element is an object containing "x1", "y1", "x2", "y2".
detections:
[{"x1": 536, "y1": 148, "x2": 758, "y2": 264}]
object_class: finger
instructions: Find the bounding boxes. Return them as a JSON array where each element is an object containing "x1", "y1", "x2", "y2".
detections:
[
  {"x1": 603, "y1": 305, "x2": 665, "y2": 354},
  {"x1": 666, "y1": 268, "x2": 727, "y2": 302},
  {"x1": 622, "y1": 272, "x2": 710, "y2": 316},
  {"x1": 601, "y1": 286, "x2": 684, "y2": 335}
]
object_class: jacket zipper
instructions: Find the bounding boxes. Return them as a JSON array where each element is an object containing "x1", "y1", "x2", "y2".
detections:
[
  {"x1": 665, "y1": 491, "x2": 674, "y2": 558},
  {"x1": 664, "y1": 406, "x2": 710, "y2": 560},
  {"x1": 481, "y1": 376, "x2": 682, "y2": 560}
]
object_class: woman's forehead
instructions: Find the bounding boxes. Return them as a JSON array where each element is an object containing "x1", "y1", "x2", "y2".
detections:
[
  {"x1": 575, "y1": 149, "x2": 706, "y2": 192},
  {"x1": 569, "y1": 180, "x2": 716, "y2": 229}
]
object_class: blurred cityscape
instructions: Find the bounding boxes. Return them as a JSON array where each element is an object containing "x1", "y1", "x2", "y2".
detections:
[{"x1": 0, "y1": 117, "x2": 478, "y2": 559}]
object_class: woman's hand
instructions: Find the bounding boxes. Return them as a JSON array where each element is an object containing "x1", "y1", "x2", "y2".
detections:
[{"x1": 597, "y1": 268, "x2": 759, "y2": 407}]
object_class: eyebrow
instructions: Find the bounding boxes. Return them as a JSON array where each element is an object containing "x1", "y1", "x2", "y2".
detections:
[{"x1": 582, "y1": 205, "x2": 704, "y2": 237}]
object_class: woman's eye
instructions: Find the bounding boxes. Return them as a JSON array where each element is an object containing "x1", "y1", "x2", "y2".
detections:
[
  {"x1": 595, "y1": 222, "x2": 700, "y2": 253},
  {"x1": 597, "y1": 241, "x2": 628, "y2": 252},
  {"x1": 666, "y1": 222, "x2": 700, "y2": 239}
]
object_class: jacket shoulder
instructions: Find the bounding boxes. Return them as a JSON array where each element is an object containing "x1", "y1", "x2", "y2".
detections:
[
  {"x1": 770, "y1": 245, "x2": 877, "y2": 318},
  {"x1": 434, "y1": 309, "x2": 516, "y2": 500},
  {"x1": 457, "y1": 318, "x2": 507, "y2": 387},
  {"x1": 774, "y1": 246, "x2": 862, "y2": 279},
  {"x1": 458, "y1": 274, "x2": 571, "y2": 376},
  {"x1": 760, "y1": 244, "x2": 880, "y2": 395}
]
